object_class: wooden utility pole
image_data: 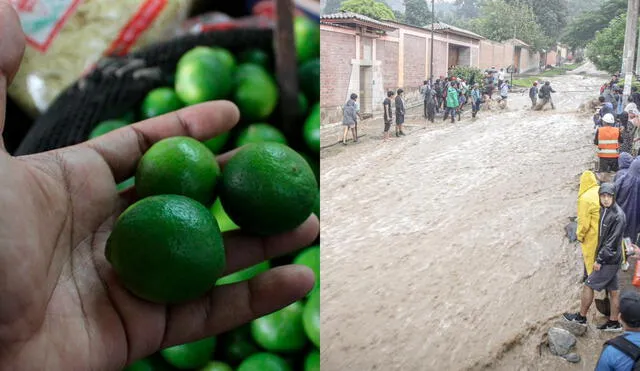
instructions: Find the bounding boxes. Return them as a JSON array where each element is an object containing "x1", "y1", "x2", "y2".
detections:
[
  {"x1": 274, "y1": 0, "x2": 298, "y2": 137},
  {"x1": 622, "y1": 0, "x2": 639, "y2": 102},
  {"x1": 430, "y1": 0, "x2": 434, "y2": 82}
]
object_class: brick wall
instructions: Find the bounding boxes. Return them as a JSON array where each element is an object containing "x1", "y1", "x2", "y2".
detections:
[
  {"x1": 403, "y1": 34, "x2": 426, "y2": 90},
  {"x1": 380, "y1": 40, "x2": 399, "y2": 92},
  {"x1": 320, "y1": 29, "x2": 355, "y2": 109}
]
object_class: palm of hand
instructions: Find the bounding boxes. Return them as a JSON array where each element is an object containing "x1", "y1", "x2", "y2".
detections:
[{"x1": 0, "y1": 104, "x2": 318, "y2": 371}]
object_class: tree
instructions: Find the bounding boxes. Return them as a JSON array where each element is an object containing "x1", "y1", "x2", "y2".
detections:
[
  {"x1": 323, "y1": 0, "x2": 344, "y2": 14},
  {"x1": 403, "y1": 0, "x2": 432, "y2": 27},
  {"x1": 454, "y1": 0, "x2": 483, "y2": 19},
  {"x1": 567, "y1": 0, "x2": 604, "y2": 20},
  {"x1": 561, "y1": 0, "x2": 626, "y2": 50},
  {"x1": 504, "y1": 0, "x2": 568, "y2": 41},
  {"x1": 339, "y1": 0, "x2": 396, "y2": 20},
  {"x1": 586, "y1": 13, "x2": 626, "y2": 74},
  {"x1": 469, "y1": 0, "x2": 550, "y2": 50}
]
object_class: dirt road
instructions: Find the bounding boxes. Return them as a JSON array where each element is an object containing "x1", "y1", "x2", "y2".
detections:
[{"x1": 320, "y1": 64, "x2": 618, "y2": 370}]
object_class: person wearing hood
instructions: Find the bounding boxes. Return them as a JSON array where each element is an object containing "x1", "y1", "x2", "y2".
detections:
[
  {"x1": 614, "y1": 159, "x2": 640, "y2": 246},
  {"x1": 395, "y1": 88, "x2": 406, "y2": 137},
  {"x1": 594, "y1": 113, "x2": 623, "y2": 173},
  {"x1": 614, "y1": 152, "x2": 634, "y2": 183},
  {"x1": 341, "y1": 93, "x2": 358, "y2": 145},
  {"x1": 564, "y1": 183, "x2": 626, "y2": 332},
  {"x1": 577, "y1": 171, "x2": 601, "y2": 280},
  {"x1": 443, "y1": 83, "x2": 459, "y2": 123}
]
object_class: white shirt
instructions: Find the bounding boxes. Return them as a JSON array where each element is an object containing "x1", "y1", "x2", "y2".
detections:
[{"x1": 498, "y1": 71, "x2": 505, "y2": 80}]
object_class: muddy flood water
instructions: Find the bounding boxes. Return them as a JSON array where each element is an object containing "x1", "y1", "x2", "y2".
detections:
[{"x1": 320, "y1": 63, "x2": 624, "y2": 370}]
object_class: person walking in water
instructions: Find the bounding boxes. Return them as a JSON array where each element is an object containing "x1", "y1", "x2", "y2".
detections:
[
  {"x1": 595, "y1": 113, "x2": 623, "y2": 173},
  {"x1": 529, "y1": 81, "x2": 539, "y2": 109},
  {"x1": 536, "y1": 81, "x2": 556, "y2": 110},
  {"x1": 423, "y1": 81, "x2": 437, "y2": 122},
  {"x1": 382, "y1": 90, "x2": 395, "y2": 142},
  {"x1": 576, "y1": 170, "x2": 601, "y2": 281},
  {"x1": 443, "y1": 82, "x2": 459, "y2": 123},
  {"x1": 471, "y1": 83, "x2": 482, "y2": 118},
  {"x1": 564, "y1": 183, "x2": 626, "y2": 332},
  {"x1": 341, "y1": 93, "x2": 358, "y2": 145},
  {"x1": 395, "y1": 88, "x2": 406, "y2": 137}
]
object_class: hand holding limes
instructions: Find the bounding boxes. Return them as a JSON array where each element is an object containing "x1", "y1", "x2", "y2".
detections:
[{"x1": 0, "y1": 100, "x2": 318, "y2": 371}]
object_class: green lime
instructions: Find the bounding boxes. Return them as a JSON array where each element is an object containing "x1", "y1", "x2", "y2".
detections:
[
  {"x1": 203, "y1": 132, "x2": 230, "y2": 155},
  {"x1": 234, "y1": 63, "x2": 270, "y2": 86},
  {"x1": 88, "y1": 119, "x2": 128, "y2": 139},
  {"x1": 105, "y1": 195, "x2": 225, "y2": 304},
  {"x1": 209, "y1": 47, "x2": 236, "y2": 73},
  {"x1": 303, "y1": 290, "x2": 320, "y2": 347},
  {"x1": 294, "y1": 16, "x2": 319, "y2": 63},
  {"x1": 216, "y1": 261, "x2": 270, "y2": 286},
  {"x1": 298, "y1": 93, "x2": 309, "y2": 118},
  {"x1": 161, "y1": 337, "x2": 216, "y2": 369},
  {"x1": 303, "y1": 104, "x2": 320, "y2": 153},
  {"x1": 219, "y1": 142, "x2": 317, "y2": 235},
  {"x1": 123, "y1": 358, "x2": 155, "y2": 371},
  {"x1": 233, "y1": 64, "x2": 279, "y2": 121},
  {"x1": 251, "y1": 301, "x2": 307, "y2": 352},
  {"x1": 236, "y1": 123, "x2": 287, "y2": 147},
  {"x1": 210, "y1": 197, "x2": 239, "y2": 232},
  {"x1": 298, "y1": 58, "x2": 319, "y2": 103},
  {"x1": 135, "y1": 136, "x2": 221, "y2": 206},
  {"x1": 293, "y1": 246, "x2": 319, "y2": 296},
  {"x1": 239, "y1": 49, "x2": 271, "y2": 70},
  {"x1": 304, "y1": 350, "x2": 320, "y2": 371},
  {"x1": 175, "y1": 47, "x2": 234, "y2": 105},
  {"x1": 200, "y1": 361, "x2": 233, "y2": 371},
  {"x1": 141, "y1": 87, "x2": 185, "y2": 119},
  {"x1": 219, "y1": 324, "x2": 259, "y2": 365},
  {"x1": 237, "y1": 353, "x2": 291, "y2": 371},
  {"x1": 116, "y1": 176, "x2": 135, "y2": 192}
]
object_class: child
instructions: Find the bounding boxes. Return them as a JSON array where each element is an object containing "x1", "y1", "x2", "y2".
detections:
[{"x1": 529, "y1": 81, "x2": 539, "y2": 109}]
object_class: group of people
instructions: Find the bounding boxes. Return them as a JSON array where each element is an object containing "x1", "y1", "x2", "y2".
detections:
[
  {"x1": 528, "y1": 80, "x2": 556, "y2": 110},
  {"x1": 564, "y1": 77, "x2": 640, "y2": 369}
]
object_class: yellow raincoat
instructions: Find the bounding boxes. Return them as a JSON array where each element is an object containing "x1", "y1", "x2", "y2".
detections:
[{"x1": 577, "y1": 171, "x2": 600, "y2": 275}]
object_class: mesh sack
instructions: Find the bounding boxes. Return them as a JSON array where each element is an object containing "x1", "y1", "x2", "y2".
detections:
[{"x1": 15, "y1": 28, "x2": 274, "y2": 156}]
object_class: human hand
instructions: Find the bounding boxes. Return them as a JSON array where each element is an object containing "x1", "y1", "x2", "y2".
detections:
[
  {"x1": 594, "y1": 262, "x2": 602, "y2": 271},
  {"x1": 0, "y1": 4, "x2": 318, "y2": 370}
]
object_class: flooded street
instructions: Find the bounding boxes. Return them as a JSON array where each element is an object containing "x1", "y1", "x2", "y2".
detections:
[{"x1": 320, "y1": 64, "x2": 618, "y2": 370}]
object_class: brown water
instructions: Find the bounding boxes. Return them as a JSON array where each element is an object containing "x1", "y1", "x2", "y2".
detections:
[{"x1": 320, "y1": 63, "x2": 619, "y2": 370}]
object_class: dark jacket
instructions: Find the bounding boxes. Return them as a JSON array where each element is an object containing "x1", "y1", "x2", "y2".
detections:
[
  {"x1": 342, "y1": 99, "x2": 357, "y2": 125},
  {"x1": 395, "y1": 95, "x2": 405, "y2": 116},
  {"x1": 529, "y1": 86, "x2": 538, "y2": 99},
  {"x1": 539, "y1": 85, "x2": 555, "y2": 99},
  {"x1": 595, "y1": 189, "x2": 626, "y2": 265}
]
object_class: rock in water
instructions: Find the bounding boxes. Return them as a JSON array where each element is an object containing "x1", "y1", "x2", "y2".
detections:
[
  {"x1": 548, "y1": 327, "x2": 577, "y2": 356},
  {"x1": 563, "y1": 353, "x2": 581, "y2": 363},
  {"x1": 554, "y1": 321, "x2": 587, "y2": 337}
]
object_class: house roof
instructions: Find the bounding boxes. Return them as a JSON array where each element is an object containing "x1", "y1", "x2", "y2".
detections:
[
  {"x1": 320, "y1": 12, "x2": 398, "y2": 31},
  {"x1": 424, "y1": 22, "x2": 484, "y2": 40},
  {"x1": 508, "y1": 38, "x2": 530, "y2": 48}
]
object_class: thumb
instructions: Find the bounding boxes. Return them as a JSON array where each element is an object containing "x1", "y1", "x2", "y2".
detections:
[{"x1": 0, "y1": 1, "x2": 26, "y2": 150}]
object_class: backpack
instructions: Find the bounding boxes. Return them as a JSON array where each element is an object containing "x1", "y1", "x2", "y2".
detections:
[{"x1": 602, "y1": 335, "x2": 640, "y2": 370}]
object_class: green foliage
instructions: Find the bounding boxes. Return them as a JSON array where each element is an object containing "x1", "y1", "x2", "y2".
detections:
[
  {"x1": 339, "y1": 0, "x2": 396, "y2": 20},
  {"x1": 454, "y1": 0, "x2": 482, "y2": 20},
  {"x1": 561, "y1": 0, "x2": 626, "y2": 50},
  {"x1": 468, "y1": 0, "x2": 551, "y2": 50},
  {"x1": 449, "y1": 66, "x2": 485, "y2": 87},
  {"x1": 586, "y1": 13, "x2": 626, "y2": 74},
  {"x1": 403, "y1": 0, "x2": 433, "y2": 27},
  {"x1": 505, "y1": 0, "x2": 568, "y2": 41}
]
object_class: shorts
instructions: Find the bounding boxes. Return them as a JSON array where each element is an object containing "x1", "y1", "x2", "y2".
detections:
[
  {"x1": 384, "y1": 121, "x2": 392, "y2": 132},
  {"x1": 586, "y1": 264, "x2": 619, "y2": 291},
  {"x1": 501, "y1": 95, "x2": 508, "y2": 100},
  {"x1": 599, "y1": 157, "x2": 619, "y2": 172}
]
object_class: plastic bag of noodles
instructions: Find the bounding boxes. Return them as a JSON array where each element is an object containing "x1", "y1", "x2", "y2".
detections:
[{"x1": 7, "y1": 0, "x2": 194, "y2": 118}]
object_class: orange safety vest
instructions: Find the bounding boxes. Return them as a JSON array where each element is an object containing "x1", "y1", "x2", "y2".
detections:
[{"x1": 597, "y1": 126, "x2": 621, "y2": 158}]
